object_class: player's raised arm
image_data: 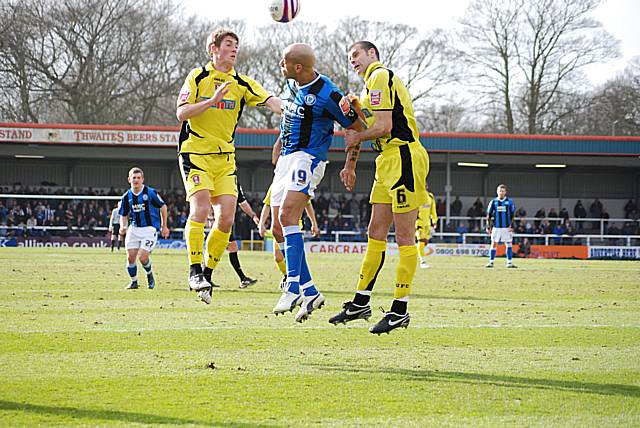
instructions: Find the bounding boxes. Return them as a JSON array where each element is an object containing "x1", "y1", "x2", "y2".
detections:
[
  {"x1": 338, "y1": 95, "x2": 367, "y2": 191},
  {"x1": 176, "y1": 81, "x2": 231, "y2": 122}
]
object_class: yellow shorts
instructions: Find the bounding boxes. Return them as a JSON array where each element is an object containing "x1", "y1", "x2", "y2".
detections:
[
  {"x1": 415, "y1": 223, "x2": 431, "y2": 241},
  {"x1": 179, "y1": 153, "x2": 238, "y2": 200},
  {"x1": 370, "y1": 143, "x2": 429, "y2": 213}
]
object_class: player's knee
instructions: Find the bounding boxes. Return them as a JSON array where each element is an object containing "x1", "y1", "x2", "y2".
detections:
[{"x1": 139, "y1": 254, "x2": 149, "y2": 264}]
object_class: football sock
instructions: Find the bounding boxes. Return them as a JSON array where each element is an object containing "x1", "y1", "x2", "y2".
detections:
[
  {"x1": 204, "y1": 228, "x2": 231, "y2": 271},
  {"x1": 300, "y1": 254, "x2": 318, "y2": 296},
  {"x1": 142, "y1": 260, "x2": 152, "y2": 274},
  {"x1": 127, "y1": 263, "x2": 138, "y2": 282},
  {"x1": 117, "y1": 239, "x2": 121, "y2": 250},
  {"x1": 186, "y1": 220, "x2": 205, "y2": 266},
  {"x1": 418, "y1": 241, "x2": 426, "y2": 256},
  {"x1": 391, "y1": 298, "x2": 408, "y2": 315},
  {"x1": 353, "y1": 290, "x2": 371, "y2": 306},
  {"x1": 111, "y1": 240, "x2": 115, "y2": 251},
  {"x1": 203, "y1": 266, "x2": 213, "y2": 282},
  {"x1": 190, "y1": 263, "x2": 202, "y2": 277},
  {"x1": 228, "y1": 251, "x2": 246, "y2": 280},
  {"x1": 506, "y1": 245, "x2": 513, "y2": 263},
  {"x1": 283, "y1": 225, "x2": 304, "y2": 295},
  {"x1": 394, "y1": 245, "x2": 417, "y2": 300},
  {"x1": 276, "y1": 257, "x2": 287, "y2": 276},
  {"x1": 356, "y1": 237, "x2": 386, "y2": 292},
  {"x1": 274, "y1": 241, "x2": 287, "y2": 275},
  {"x1": 490, "y1": 248, "x2": 496, "y2": 262}
]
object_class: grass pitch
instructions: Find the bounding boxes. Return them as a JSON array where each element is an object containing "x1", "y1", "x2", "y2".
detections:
[{"x1": 0, "y1": 248, "x2": 639, "y2": 427}]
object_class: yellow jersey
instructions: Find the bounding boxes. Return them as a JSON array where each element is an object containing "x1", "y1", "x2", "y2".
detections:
[
  {"x1": 177, "y1": 62, "x2": 271, "y2": 155},
  {"x1": 359, "y1": 61, "x2": 420, "y2": 153}
]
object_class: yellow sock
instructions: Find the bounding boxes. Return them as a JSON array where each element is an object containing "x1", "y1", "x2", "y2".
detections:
[
  {"x1": 356, "y1": 238, "x2": 387, "y2": 292},
  {"x1": 275, "y1": 257, "x2": 287, "y2": 276},
  {"x1": 185, "y1": 220, "x2": 205, "y2": 266},
  {"x1": 418, "y1": 241, "x2": 426, "y2": 256},
  {"x1": 394, "y1": 245, "x2": 417, "y2": 299},
  {"x1": 204, "y1": 228, "x2": 231, "y2": 270}
]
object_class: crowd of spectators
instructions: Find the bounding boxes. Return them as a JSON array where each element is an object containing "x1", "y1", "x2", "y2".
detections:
[
  {"x1": 0, "y1": 185, "x2": 373, "y2": 240},
  {"x1": 1, "y1": 185, "x2": 638, "y2": 243}
]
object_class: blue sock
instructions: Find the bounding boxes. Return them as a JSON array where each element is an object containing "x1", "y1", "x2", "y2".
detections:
[
  {"x1": 300, "y1": 255, "x2": 318, "y2": 297},
  {"x1": 490, "y1": 248, "x2": 496, "y2": 262},
  {"x1": 142, "y1": 261, "x2": 152, "y2": 274},
  {"x1": 506, "y1": 246, "x2": 513, "y2": 262},
  {"x1": 127, "y1": 263, "x2": 138, "y2": 282},
  {"x1": 283, "y1": 225, "x2": 304, "y2": 295}
]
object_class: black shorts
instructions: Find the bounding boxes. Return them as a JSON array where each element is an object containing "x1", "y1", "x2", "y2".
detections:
[{"x1": 112, "y1": 224, "x2": 120, "y2": 238}]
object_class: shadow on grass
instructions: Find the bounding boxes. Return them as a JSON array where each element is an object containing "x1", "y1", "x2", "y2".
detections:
[
  {"x1": 0, "y1": 400, "x2": 276, "y2": 427},
  {"x1": 311, "y1": 364, "x2": 640, "y2": 398}
]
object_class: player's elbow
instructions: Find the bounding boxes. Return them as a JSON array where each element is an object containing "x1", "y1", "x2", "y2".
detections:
[{"x1": 176, "y1": 106, "x2": 188, "y2": 122}]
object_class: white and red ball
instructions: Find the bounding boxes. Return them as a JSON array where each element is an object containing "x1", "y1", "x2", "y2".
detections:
[{"x1": 269, "y1": 0, "x2": 300, "y2": 23}]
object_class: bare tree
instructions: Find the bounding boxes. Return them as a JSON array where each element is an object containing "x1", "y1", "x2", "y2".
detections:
[{"x1": 460, "y1": 0, "x2": 620, "y2": 134}]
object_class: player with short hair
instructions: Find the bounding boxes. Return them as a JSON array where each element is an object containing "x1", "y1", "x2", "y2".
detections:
[
  {"x1": 176, "y1": 27, "x2": 282, "y2": 304},
  {"x1": 108, "y1": 202, "x2": 122, "y2": 251},
  {"x1": 203, "y1": 180, "x2": 260, "y2": 289},
  {"x1": 485, "y1": 184, "x2": 517, "y2": 268},
  {"x1": 270, "y1": 43, "x2": 363, "y2": 322},
  {"x1": 416, "y1": 184, "x2": 437, "y2": 268},
  {"x1": 118, "y1": 167, "x2": 170, "y2": 289},
  {"x1": 329, "y1": 40, "x2": 430, "y2": 335}
]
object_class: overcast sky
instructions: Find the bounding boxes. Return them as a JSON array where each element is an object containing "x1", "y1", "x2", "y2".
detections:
[{"x1": 181, "y1": 0, "x2": 639, "y2": 85}]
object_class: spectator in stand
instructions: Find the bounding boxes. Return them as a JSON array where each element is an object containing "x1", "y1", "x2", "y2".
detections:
[
  {"x1": 534, "y1": 207, "x2": 546, "y2": 229},
  {"x1": 516, "y1": 237, "x2": 531, "y2": 258},
  {"x1": 455, "y1": 222, "x2": 468, "y2": 244},
  {"x1": 515, "y1": 206, "x2": 526, "y2": 228},
  {"x1": 573, "y1": 200, "x2": 587, "y2": 232},
  {"x1": 26, "y1": 215, "x2": 38, "y2": 237},
  {"x1": 436, "y1": 198, "x2": 445, "y2": 217},
  {"x1": 559, "y1": 207, "x2": 569, "y2": 224},
  {"x1": 548, "y1": 208, "x2": 559, "y2": 227},
  {"x1": 450, "y1": 196, "x2": 462, "y2": 226},
  {"x1": 589, "y1": 198, "x2": 603, "y2": 229},
  {"x1": 552, "y1": 222, "x2": 565, "y2": 245},
  {"x1": 624, "y1": 199, "x2": 638, "y2": 219},
  {"x1": 601, "y1": 208, "x2": 610, "y2": 234},
  {"x1": 466, "y1": 205, "x2": 477, "y2": 232}
]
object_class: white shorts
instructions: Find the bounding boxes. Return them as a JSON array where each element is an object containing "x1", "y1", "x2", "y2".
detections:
[
  {"x1": 491, "y1": 227, "x2": 513, "y2": 244},
  {"x1": 270, "y1": 151, "x2": 327, "y2": 207},
  {"x1": 125, "y1": 226, "x2": 158, "y2": 252}
]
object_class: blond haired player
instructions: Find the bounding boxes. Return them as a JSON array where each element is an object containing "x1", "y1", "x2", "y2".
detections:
[
  {"x1": 176, "y1": 28, "x2": 282, "y2": 304},
  {"x1": 416, "y1": 184, "x2": 437, "y2": 268}
]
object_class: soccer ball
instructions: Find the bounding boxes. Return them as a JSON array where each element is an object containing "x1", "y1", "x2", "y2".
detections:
[{"x1": 269, "y1": 0, "x2": 300, "y2": 23}]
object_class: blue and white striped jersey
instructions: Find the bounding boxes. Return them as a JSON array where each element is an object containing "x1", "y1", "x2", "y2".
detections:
[
  {"x1": 487, "y1": 197, "x2": 516, "y2": 228},
  {"x1": 118, "y1": 186, "x2": 165, "y2": 230},
  {"x1": 280, "y1": 73, "x2": 358, "y2": 161}
]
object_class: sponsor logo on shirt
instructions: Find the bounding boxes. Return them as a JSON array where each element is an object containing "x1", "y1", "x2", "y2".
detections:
[
  {"x1": 370, "y1": 90, "x2": 382, "y2": 106},
  {"x1": 179, "y1": 89, "x2": 190, "y2": 102},
  {"x1": 200, "y1": 97, "x2": 236, "y2": 110}
]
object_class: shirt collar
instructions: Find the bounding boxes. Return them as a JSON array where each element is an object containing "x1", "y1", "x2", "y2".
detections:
[
  {"x1": 364, "y1": 61, "x2": 384, "y2": 81},
  {"x1": 206, "y1": 61, "x2": 235, "y2": 76}
]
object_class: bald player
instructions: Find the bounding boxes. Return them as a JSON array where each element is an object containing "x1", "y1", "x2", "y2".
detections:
[{"x1": 270, "y1": 43, "x2": 364, "y2": 322}]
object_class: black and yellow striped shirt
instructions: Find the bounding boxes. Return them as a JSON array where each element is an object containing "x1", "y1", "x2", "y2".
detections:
[
  {"x1": 359, "y1": 61, "x2": 420, "y2": 153},
  {"x1": 177, "y1": 62, "x2": 272, "y2": 155}
]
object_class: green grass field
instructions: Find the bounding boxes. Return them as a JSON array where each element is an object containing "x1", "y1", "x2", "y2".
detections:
[{"x1": 0, "y1": 248, "x2": 638, "y2": 427}]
